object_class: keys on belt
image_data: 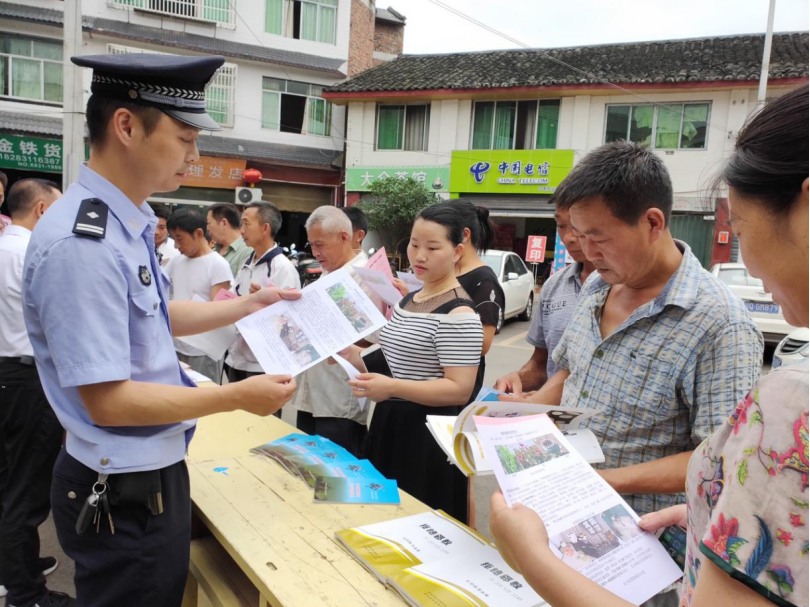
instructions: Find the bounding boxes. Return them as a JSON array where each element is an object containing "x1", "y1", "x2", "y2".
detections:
[{"x1": 75, "y1": 470, "x2": 164, "y2": 535}]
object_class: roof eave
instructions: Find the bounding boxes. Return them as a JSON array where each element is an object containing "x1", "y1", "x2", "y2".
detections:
[{"x1": 323, "y1": 77, "x2": 809, "y2": 104}]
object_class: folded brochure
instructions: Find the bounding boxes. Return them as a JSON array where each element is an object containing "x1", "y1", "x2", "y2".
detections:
[
  {"x1": 251, "y1": 433, "x2": 400, "y2": 504},
  {"x1": 475, "y1": 413, "x2": 682, "y2": 605},
  {"x1": 426, "y1": 397, "x2": 604, "y2": 476}
]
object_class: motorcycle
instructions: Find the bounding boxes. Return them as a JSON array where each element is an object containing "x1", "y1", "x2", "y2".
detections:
[{"x1": 283, "y1": 243, "x2": 322, "y2": 287}]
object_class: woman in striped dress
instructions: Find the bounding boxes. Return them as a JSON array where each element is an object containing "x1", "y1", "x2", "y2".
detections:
[{"x1": 345, "y1": 204, "x2": 484, "y2": 521}]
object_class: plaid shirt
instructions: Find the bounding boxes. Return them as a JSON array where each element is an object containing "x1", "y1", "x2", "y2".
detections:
[{"x1": 552, "y1": 242, "x2": 763, "y2": 515}]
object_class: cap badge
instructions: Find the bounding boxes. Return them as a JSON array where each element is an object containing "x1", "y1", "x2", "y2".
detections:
[{"x1": 128, "y1": 89, "x2": 138, "y2": 99}]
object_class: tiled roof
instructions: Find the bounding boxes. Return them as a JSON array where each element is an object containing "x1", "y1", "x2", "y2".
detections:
[
  {"x1": 0, "y1": 110, "x2": 341, "y2": 168},
  {"x1": 375, "y1": 7, "x2": 406, "y2": 25},
  {"x1": 0, "y1": 1, "x2": 346, "y2": 76},
  {"x1": 326, "y1": 32, "x2": 809, "y2": 94},
  {"x1": 0, "y1": 110, "x2": 64, "y2": 137}
]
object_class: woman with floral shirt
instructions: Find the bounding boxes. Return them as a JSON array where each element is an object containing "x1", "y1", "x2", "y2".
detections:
[{"x1": 488, "y1": 84, "x2": 809, "y2": 607}]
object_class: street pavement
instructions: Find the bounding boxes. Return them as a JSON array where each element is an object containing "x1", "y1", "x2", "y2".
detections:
[{"x1": 8, "y1": 316, "x2": 772, "y2": 604}]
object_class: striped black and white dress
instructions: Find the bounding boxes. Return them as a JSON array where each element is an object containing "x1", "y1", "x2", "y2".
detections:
[{"x1": 366, "y1": 287, "x2": 483, "y2": 522}]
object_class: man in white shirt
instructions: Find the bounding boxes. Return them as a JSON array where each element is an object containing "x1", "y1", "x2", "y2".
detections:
[
  {"x1": 0, "y1": 179, "x2": 65, "y2": 606},
  {"x1": 294, "y1": 206, "x2": 385, "y2": 455},
  {"x1": 226, "y1": 202, "x2": 299, "y2": 400},
  {"x1": 165, "y1": 207, "x2": 233, "y2": 381},
  {"x1": 153, "y1": 204, "x2": 179, "y2": 266}
]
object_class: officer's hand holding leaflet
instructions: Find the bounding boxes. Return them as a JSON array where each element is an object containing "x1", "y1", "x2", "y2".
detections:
[{"x1": 78, "y1": 285, "x2": 302, "y2": 425}]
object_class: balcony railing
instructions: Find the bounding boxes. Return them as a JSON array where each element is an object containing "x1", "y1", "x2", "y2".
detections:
[{"x1": 110, "y1": 0, "x2": 236, "y2": 28}]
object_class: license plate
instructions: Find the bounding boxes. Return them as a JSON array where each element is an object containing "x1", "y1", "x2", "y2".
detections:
[
  {"x1": 772, "y1": 356, "x2": 783, "y2": 370},
  {"x1": 745, "y1": 302, "x2": 780, "y2": 314}
]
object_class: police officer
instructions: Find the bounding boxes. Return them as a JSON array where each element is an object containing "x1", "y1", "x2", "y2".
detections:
[{"x1": 22, "y1": 54, "x2": 299, "y2": 607}]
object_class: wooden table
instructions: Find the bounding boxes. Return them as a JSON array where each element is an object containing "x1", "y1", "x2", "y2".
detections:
[{"x1": 186, "y1": 410, "x2": 430, "y2": 606}]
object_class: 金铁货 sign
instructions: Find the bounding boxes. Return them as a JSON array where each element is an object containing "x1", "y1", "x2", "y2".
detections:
[
  {"x1": 450, "y1": 150, "x2": 574, "y2": 195},
  {"x1": 0, "y1": 135, "x2": 62, "y2": 173},
  {"x1": 346, "y1": 166, "x2": 450, "y2": 192}
]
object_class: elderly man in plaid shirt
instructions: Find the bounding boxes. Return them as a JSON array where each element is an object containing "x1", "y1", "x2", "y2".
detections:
[{"x1": 520, "y1": 141, "x2": 762, "y2": 518}]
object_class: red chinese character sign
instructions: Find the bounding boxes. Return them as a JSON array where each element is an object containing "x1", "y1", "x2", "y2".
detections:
[{"x1": 525, "y1": 235, "x2": 547, "y2": 263}]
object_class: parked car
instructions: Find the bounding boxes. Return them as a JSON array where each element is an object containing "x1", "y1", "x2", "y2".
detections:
[
  {"x1": 710, "y1": 263, "x2": 796, "y2": 345},
  {"x1": 773, "y1": 327, "x2": 809, "y2": 370},
  {"x1": 480, "y1": 250, "x2": 535, "y2": 333}
]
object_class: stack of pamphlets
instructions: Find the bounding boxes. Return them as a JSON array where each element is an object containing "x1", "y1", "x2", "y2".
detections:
[
  {"x1": 251, "y1": 433, "x2": 400, "y2": 505},
  {"x1": 336, "y1": 510, "x2": 548, "y2": 606},
  {"x1": 426, "y1": 387, "x2": 604, "y2": 476}
]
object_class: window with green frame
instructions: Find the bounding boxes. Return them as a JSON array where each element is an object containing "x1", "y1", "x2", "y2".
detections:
[
  {"x1": 265, "y1": 0, "x2": 338, "y2": 45},
  {"x1": 605, "y1": 102, "x2": 710, "y2": 149},
  {"x1": 376, "y1": 104, "x2": 430, "y2": 151},
  {"x1": 0, "y1": 34, "x2": 62, "y2": 103},
  {"x1": 261, "y1": 77, "x2": 332, "y2": 136},
  {"x1": 471, "y1": 99, "x2": 560, "y2": 150}
]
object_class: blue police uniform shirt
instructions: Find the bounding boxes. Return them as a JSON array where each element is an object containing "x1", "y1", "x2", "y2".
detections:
[{"x1": 23, "y1": 164, "x2": 196, "y2": 474}]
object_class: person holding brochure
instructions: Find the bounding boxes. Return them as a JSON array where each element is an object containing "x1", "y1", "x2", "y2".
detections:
[
  {"x1": 22, "y1": 53, "x2": 301, "y2": 606},
  {"x1": 294, "y1": 206, "x2": 385, "y2": 455},
  {"x1": 342, "y1": 204, "x2": 484, "y2": 522},
  {"x1": 504, "y1": 141, "x2": 763, "y2": 520},
  {"x1": 225, "y1": 201, "x2": 299, "y2": 394},
  {"x1": 489, "y1": 86, "x2": 809, "y2": 607}
]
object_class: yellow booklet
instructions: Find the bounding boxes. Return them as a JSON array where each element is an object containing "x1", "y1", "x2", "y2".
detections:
[
  {"x1": 335, "y1": 510, "x2": 489, "y2": 583},
  {"x1": 388, "y1": 550, "x2": 548, "y2": 607}
]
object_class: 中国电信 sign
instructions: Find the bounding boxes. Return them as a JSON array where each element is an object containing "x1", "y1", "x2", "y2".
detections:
[{"x1": 450, "y1": 150, "x2": 574, "y2": 195}]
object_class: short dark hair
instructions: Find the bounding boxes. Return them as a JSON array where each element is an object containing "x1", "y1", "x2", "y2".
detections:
[
  {"x1": 208, "y1": 203, "x2": 242, "y2": 229},
  {"x1": 442, "y1": 199, "x2": 495, "y2": 253},
  {"x1": 554, "y1": 141, "x2": 673, "y2": 226},
  {"x1": 417, "y1": 203, "x2": 463, "y2": 246},
  {"x1": 151, "y1": 204, "x2": 171, "y2": 221},
  {"x1": 6, "y1": 178, "x2": 60, "y2": 218},
  {"x1": 342, "y1": 206, "x2": 368, "y2": 237},
  {"x1": 245, "y1": 202, "x2": 282, "y2": 238},
  {"x1": 86, "y1": 94, "x2": 164, "y2": 149},
  {"x1": 720, "y1": 85, "x2": 808, "y2": 216},
  {"x1": 0, "y1": 170, "x2": 7, "y2": 191},
  {"x1": 167, "y1": 207, "x2": 206, "y2": 237}
]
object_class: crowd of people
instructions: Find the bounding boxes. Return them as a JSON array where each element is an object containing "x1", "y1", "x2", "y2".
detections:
[{"x1": 0, "y1": 47, "x2": 805, "y2": 607}]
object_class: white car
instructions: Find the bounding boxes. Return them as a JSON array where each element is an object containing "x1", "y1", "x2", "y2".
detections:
[
  {"x1": 480, "y1": 250, "x2": 535, "y2": 333},
  {"x1": 710, "y1": 263, "x2": 796, "y2": 345},
  {"x1": 773, "y1": 327, "x2": 809, "y2": 370}
]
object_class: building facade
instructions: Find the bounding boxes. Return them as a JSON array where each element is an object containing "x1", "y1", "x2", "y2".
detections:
[
  {"x1": 325, "y1": 32, "x2": 808, "y2": 268},
  {"x1": 0, "y1": 0, "x2": 404, "y2": 246}
]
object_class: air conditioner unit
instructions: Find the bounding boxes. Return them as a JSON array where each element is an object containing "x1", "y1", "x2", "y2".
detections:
[{"x1": 235, "y1": 187, "x2": 263, "y2": 204}]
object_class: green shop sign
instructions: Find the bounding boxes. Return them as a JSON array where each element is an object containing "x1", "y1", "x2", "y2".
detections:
[
  {"x1": 450, "y1": 150, "x2": 575, "y2": 195},
  {"x1": 346, "y1": 166, "x2": 450, "y2": 192},
  {"x1": 0, "y1": 135, "x2": 62, "y2": 173}
]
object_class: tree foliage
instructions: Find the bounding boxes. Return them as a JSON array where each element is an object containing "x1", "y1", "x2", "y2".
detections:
[{"x1": 359, "y1": 176, "x2": 441, "y2": 253}]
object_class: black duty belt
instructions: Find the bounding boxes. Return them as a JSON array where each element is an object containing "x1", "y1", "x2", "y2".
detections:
[{"x1": 0, "y1": 356, "x2": 35, "y2": 366}]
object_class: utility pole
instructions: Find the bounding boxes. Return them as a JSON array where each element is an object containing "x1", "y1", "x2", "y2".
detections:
[
  {"x1": 62, "y1": 0, "x2": 85, "y2": 187},
  {"x1": 756, "y1": 0, "x2": 776, "y2": 111}
]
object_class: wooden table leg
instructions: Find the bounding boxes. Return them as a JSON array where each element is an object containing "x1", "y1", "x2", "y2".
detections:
[{"x1": 181, "y1": 571, "x2": 199, "y2": 607}]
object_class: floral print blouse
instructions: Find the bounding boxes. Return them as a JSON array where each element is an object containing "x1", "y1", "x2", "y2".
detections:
[
  {"x1": 682, "y1": 361, "x2": 808, "y2": 606},
  {"x1": 681, "y1": 363, "x2": 810, "y2": 607}
]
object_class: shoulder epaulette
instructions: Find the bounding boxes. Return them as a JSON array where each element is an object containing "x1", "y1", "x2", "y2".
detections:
[{"x1": 72, "y1": 198, "x2": 108, "y2": 239}]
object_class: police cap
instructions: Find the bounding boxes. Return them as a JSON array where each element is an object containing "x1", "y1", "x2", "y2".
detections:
[{"x1": 71, "y1": 53, "x2": 226, "y2": 131}]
